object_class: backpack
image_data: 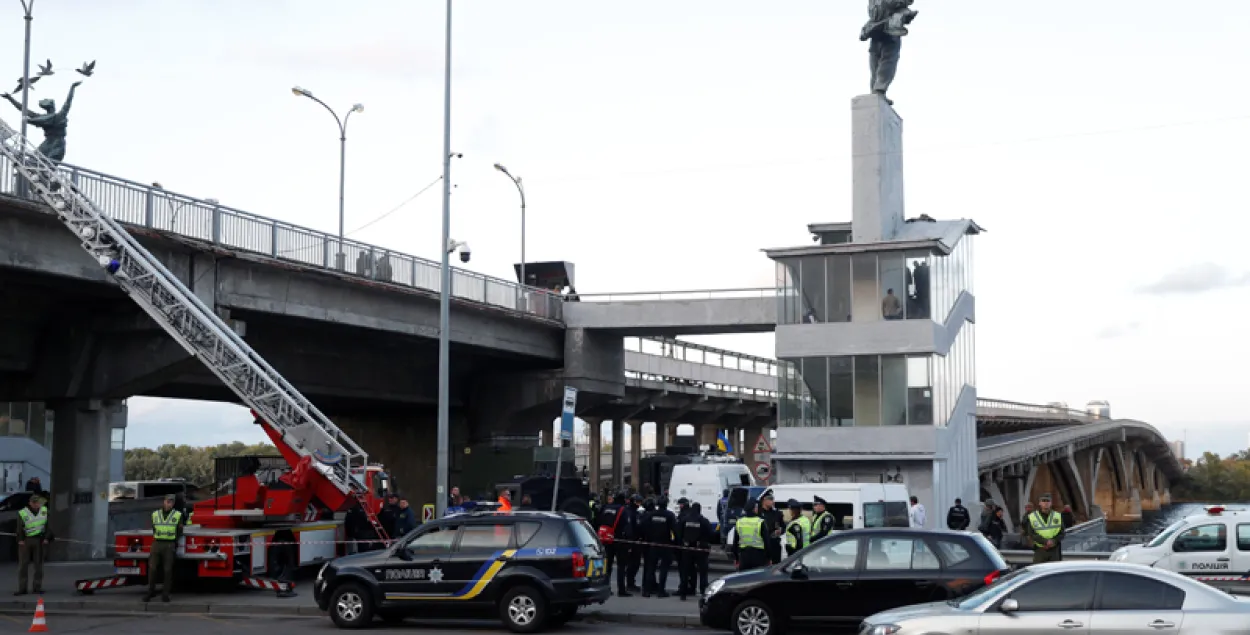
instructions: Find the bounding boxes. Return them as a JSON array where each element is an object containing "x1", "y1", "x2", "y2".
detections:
[{"x1": 598, "y1": 507, "x2": 624, "y2": 545}]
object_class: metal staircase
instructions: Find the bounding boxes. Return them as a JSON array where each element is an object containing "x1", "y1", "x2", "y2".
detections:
[{"x1": 0, "y1": 116, "x2": 370, "y2": 498}]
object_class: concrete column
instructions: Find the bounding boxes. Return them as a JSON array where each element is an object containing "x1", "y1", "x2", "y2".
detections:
[
  {"x1": 630, "y1": 421, "x2": 642, "y2": 490},
  {"x1": 48, "y1": 399, "x2": 127, "y2": 560},
  {"x1": 661, "y1": 423, "x2": 676, "y2": 449},
  {"x1": 851, "y1": 93, "x2": 905, "y2": 242},
  {"x1": 697, "y1": 424, "x2": 718, "y2": 448},
  {"x1": 540, "y1": 427, "x2": 549, "y2": 447},
  {"x1": 611, "y1": 420, "x2": 624, "y2": 490},
  {"x1": 587, "y1": 419, "x2": 602, "y2": 495}
]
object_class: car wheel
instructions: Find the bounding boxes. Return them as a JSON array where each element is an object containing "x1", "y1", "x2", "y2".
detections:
[
  {"x1": 732, "y1": 599, "x2": 779, "y2": 635},
  {"x1": 500, "y1": 585, "x2": 548, "y2": 633},
  {"x1": 329, "y1": 582, "x2": 374, "y2": 629}
]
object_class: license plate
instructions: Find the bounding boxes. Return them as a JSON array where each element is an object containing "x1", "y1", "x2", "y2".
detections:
[{"x1": 116, "y1": 567, "x2": 141, "y2": 576}]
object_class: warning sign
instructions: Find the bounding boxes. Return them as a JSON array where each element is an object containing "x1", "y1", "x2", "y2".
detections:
[
  {"x1": 754, "y1": 462, "x2": 771, "y2": 484},
  {"x1": 422, "y1": 503, "x2": 435, "y2": 522},
  {"x1": 753, "y1": 432, "x2": 775, "y2": 454}
]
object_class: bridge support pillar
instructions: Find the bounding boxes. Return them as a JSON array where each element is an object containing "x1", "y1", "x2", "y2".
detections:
[
  {"x1": 630, "y1": 421, "x2": 643, "y2": 490},
  {"x1": 588, "y1": 418, "x2": 602, "y2": 495},
  {"x1": 661, "y1": 423, "x2": 677, "y2": 449},
  {"x1": 981, "y1": 477, "x2": 1012, "y2": 533},
  {"x1": 540, "y1": 427, "x2": 549, "y2": 447},
  {"x1": 47, "y1": 399, "x2": 127, "y2": 561},
  {"x1": 611, "y1": 420, "x2": 624, "y2": 491}
]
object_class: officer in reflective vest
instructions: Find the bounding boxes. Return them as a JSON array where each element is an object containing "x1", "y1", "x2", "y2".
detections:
[
  {"x1": 1024, "y1": 493, "x2": 1065, "y2": 564},
  {"x1": 783, "y1": 499, "x2": 812, "y2": 557},
  {"x1": 810, "y1": 496, "x2": 837, "y2": 542},
  {"x1": 145, "y1": 495, "x2": 183, "y2": 602},
  {"x1": 729, "y1": 501, "x2": 769, "y2": 571},
  {"x1": 15, "y1": 494, "x2": 50, "y2": 595}
]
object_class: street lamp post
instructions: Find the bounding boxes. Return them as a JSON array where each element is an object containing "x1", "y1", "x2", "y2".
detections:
[
  {"x1": 291, "y1": 86, "x2": 362, "y2": 270},
  {"x1": 493, "y1": 163, "x2": 526, "y2": 300},
  {"x1": 435, "y1": 0, "x2": 454, "y2": 520},
  {"x1": 18, "y1": 0, "x2": 33, "y2": 147}
]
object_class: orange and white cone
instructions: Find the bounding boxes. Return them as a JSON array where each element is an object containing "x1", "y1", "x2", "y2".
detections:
[{"x1": 28, "y1": 597, "x2": 48, "y2": 632}]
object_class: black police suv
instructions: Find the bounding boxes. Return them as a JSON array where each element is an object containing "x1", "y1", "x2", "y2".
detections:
[
  {"x1": 314, "y1": 511, "x2": 610, "y2": 631},
  {"x1": 700, "y1": 528, "x2": 1010, "y2": 635}
]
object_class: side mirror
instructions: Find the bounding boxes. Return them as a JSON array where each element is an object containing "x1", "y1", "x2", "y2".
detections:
[
  {"x1": 791, "y1": 563, "x2": 808, "y2": 579},
  {"x1": 395, "y1": 545, "x2": 412, "y2": 561},
  {"x1": 1000, "y1": 599, "x2": 1019, "y2": 614}
]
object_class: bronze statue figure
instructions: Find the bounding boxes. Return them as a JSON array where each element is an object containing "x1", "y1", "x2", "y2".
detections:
[
  {"x1": 860, "y1": 0, "x2": 918, "y2": 105},
  {"x1": 3, "y1": 81, "x2": 82, "y2": 163}
]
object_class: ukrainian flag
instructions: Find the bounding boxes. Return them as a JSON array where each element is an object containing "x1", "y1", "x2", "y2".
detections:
[{"x1": 716, "y1": 431, "x2": 733, "y2": 453}]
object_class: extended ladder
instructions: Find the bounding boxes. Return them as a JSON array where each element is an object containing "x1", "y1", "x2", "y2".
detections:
[{"x1": 0, "y1": 117, "x2": 370, "y2": 499}]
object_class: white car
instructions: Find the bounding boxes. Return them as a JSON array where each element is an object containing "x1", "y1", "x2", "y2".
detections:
[
  {"x1": 861, "y1": 560, "x2": 1250, "y2": 635},
  {"x1": 1110, "y1": 505, "x2": 1250, "y2": 588}
]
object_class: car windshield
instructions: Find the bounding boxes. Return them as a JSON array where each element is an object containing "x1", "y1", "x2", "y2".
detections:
[
  {"x1": 568, "y1": 519, "x2": 604, "y2": 557},
  {"x1": 949, "y1": 567, "x2": 1034, "y2": 610},
  {"x1": 1146, "y1": 520, "x2": 1190, "y2": 548}
]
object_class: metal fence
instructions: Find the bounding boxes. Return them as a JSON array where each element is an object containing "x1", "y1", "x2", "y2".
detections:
[
  {"x1": 0, "y1": 155, "x2": 563, "y2": 321},
  {"x1": 625, "y1": 337, "x2": 780, "y2": 400},
  {"x1": 976, "y1": 398, "x2": 1107, "y2": 423}
]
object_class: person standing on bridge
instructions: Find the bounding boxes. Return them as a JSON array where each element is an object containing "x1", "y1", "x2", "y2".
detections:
[{"x1": 1023, "y1": 493, "x2": 1065, "y2": 564}]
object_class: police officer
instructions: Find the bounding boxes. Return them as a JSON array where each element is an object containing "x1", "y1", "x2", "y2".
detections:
[
  {"x1": 654, "y1": 496, "x2": 677, "y2": 595},
  {"x1": 596, "y1": 492, "x2": 627, "y2": 592},
  {"x1": 691, "y1": 502, "x2": 712, "y2": 594},
  {"x1": 729, "y1": 501, "x2": 769, "y2": 571},
  {"x1": 145, "y1": 494, "x2": 183, "y2": 602},
  {"x1": 810, "y1": 496, "x2": 837, "y2": 543},
  {"x1": 640, "y1": 498, "x2": 675, "y2": 597},
  {"x1": 757, "y1": 493, "x2": 784, "y2": 564},
  {"x1": 946, "y1": 497, "x2": 971, "y2": 530},
  {"x1": 15, "y1": 494, "x2": 49, "y2": 596},
  {"x1": 783, "y1": 499, "x2": 811, "y2": 558},
  {"x1": 1023, "y1": 493, "x2": 1065, "y2": 564},
  {"x1": 676, "y1": 498, "x2": 711, "y2": 600},
  {"x1": 624, "y1": 494, "x2": 643, "y2": 593}
]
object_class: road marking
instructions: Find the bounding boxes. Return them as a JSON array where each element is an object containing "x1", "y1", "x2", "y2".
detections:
[{"x1": 0, "y1": 614, "x2": 23, "y2": 624}]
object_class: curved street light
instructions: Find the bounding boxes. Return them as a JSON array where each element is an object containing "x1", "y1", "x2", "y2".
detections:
[
  {"x1": 292, "y1": 86, "x2": 363, "y2": 270},
  {"x1": 493, "y1": 163, "x2": 527, "y2": 291}
]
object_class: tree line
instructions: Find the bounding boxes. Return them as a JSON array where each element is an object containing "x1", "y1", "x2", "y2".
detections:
[
  {"x1": 124, "y1": 442, "x2": 278, "y2": 486},
  {"x1": 1172, "y1": 451, "x2": 1250, "y2": 502}
]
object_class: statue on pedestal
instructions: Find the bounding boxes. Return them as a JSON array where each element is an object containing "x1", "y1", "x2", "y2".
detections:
[
  {"x1": 860, "y1": 0, "x2": 918, "y2": 105},
  {"x1": 3, "y1": 81, "x2": 81, "y2": 163}
]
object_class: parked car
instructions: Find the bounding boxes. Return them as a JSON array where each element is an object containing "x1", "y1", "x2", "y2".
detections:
[
  {"x1": 314, "y1": 510, "x2": 610, "y2": 631},
  {"x1": 699, "y1": 528, "x2": 1009, "y2": 634},
  {"x1": 860, "y1": 560, "x2": 1250, "y2": 635}
]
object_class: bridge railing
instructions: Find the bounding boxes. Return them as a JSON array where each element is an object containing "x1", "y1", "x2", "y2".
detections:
[
  {"x1": 625, "y1": 337, "x2": 779, "y2": 400},
  {"x1": 0, "y1": 157, "x2": 564, "y2": 321},
  {"x1": 575, "y1": 287, "x2": 775, "y2": 303},
  {"x1": 976, "y1": 397, "x2": 1108, "y2": 422}
]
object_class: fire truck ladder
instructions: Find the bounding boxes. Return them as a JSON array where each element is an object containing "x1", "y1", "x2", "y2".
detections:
[{"x1": 0, "y1": 117, "x2": 372, "y2": 502}]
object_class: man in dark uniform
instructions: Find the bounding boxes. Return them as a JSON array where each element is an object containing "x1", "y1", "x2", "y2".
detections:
[
  {"x1": 691, "y1": 502, "x2": 712, "y2": 593},
  {"x1": 654, "y1": 496, "x2": 677, "y2": 596},
  {"x1": 810, "y1": 495, "x2": 840, "y2": 540},
  {"x1": 624, "y1": 494, "x2": 643, "y2": 593},
  {"x1": 145, "y1": 494, "x2": 183, "y2": 603},
  {"x1": 946, "y1": 498, "x2": 971, "y2": 530},
  {"x1": 640, "y1": 498, "x2": 675, "y2": 597},
  {"x1": 676, "y1": 498, "x2": 712, "y2": 600},
  {"x1": 596, "y1": 492, "x2": 627, "y2": 593},
  {"x1": 757, "y1": 493, "x2": 784, "y2": 564},
  {"x1": 14, "y1": 494, "x2": 49, "y2": 595}
]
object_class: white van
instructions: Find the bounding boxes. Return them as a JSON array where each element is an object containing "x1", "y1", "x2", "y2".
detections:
[
  {"x1": 667, "y1": 463, "x2": 754, "y2": 533},
  {"x1": 761, "y1": 482, "x2": 911, "y2": 530},
  {"x1": 1109, "y1": 506, "x2": 1250, "y2": 584}
]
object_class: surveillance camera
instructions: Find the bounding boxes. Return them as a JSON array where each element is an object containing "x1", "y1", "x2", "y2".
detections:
[{"x1": 459, "y1": 242, "x2": 471, "y2": 263}]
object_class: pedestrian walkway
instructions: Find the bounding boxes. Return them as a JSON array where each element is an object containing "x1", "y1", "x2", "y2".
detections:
[{"x1": 0, "y1": 561, "x2": 703, "y2": 627}]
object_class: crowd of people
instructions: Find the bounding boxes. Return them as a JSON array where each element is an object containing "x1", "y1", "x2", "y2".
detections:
[
  {"x1": 946, "y1": 493, "x2": 1075, "y2": 561},
  {"x1": 593, "y1": 491, "x2": 714, "y2": 601}
]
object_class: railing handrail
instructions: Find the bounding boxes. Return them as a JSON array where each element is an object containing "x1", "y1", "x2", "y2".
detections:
[
  {"x1": 50, "y1": 161, "x2": 563, "y2": 300},
  {"x1": 629, "y1": 336, "x2": 781, "y2": 373},
  {"x1": 575, "y1": 287, "x2": 774, "y2": 302},
  {"x1": 976, "y1": 397, "x2": 1107, "y2": 422}
]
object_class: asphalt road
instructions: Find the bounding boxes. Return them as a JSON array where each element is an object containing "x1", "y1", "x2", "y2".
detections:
[{"x1": 0, "y1": 614, "x2": 708, "y2": 634}]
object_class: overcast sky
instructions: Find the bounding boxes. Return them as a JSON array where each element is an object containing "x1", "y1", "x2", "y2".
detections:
[{"x1": 20, "y1": 0, "x2": 1249, "y2": 458}]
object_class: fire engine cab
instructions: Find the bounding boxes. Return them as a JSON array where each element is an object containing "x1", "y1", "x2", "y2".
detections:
[{"x1": 1109, "y1": 505, "x2": 1250, "y2": 592}]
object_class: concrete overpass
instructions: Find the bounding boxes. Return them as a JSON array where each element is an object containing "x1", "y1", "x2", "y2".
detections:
[{"x1": 0, "y1": 158, "x2": 1182, "y2": 548}]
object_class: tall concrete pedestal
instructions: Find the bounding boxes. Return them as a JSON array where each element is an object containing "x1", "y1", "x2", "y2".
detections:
[
  {"x1": 48, "y1": 400, "x2": 127, "y2": 560},
  {"x1": 851, "y1": 93, "x2": 905, "y2": 243}
]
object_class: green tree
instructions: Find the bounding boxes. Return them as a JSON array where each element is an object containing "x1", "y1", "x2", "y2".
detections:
[
  {"x1": 1172, "y1": 451, "x2": 1250, "y2": 502},
  {"x1": 124, "y1": 442, "x2": 278, "y2": 486}
]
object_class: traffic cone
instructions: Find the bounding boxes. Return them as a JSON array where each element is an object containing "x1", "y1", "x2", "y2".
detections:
[{"x1": 28, "y1": 597, "x2": 48, "y2": 632}]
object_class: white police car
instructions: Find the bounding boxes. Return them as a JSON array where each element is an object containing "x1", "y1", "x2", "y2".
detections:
[{"x1": 1110, "y1": 506, "x2": 1250, "y2": 587}]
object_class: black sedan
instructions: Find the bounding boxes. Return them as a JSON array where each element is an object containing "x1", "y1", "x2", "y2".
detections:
[{"x1": 699, "y1": 528, "x2": 1010, "y2": 635}]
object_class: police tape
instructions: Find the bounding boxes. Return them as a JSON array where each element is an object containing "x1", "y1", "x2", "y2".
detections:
[{"x1": 0, "y1": 531, "x2": 394, "y2": 552}]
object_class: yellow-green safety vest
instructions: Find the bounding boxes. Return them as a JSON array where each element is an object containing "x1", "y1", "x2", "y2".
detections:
[
  {"x1": 786, "y1": 515, "x2": 812, "y2": 550},
  {"x1": 152, "y1": 509, "x2": 183, "y2": 541},
  {"x1": 736, "y1": 516, "x2": 765, "y2": 550},
  {"x1": 1028, "y1": 510, "x2": 1062, "y2": 548},
  {"x1": 811, "y1": 511, "x2": 832, "y2": 539},
  {"x1": 18, "y1": 507, "x2": 46, "y2": 537}
]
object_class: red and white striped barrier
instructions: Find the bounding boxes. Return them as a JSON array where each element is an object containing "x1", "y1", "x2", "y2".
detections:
[
  {"x1": 75, "y1": 576, "x2": 134, "y2": 592},
  {"x1": 239, "y1": 577, "x2": 294, "y2": 592}
]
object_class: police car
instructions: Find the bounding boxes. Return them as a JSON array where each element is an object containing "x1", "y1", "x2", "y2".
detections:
[
  {"x1": 1109, "y1": 505, "x2": 1250, "y2": 589},
  {"x1": 314, "y1": 511, "x2": 610, "y2": 631}
]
